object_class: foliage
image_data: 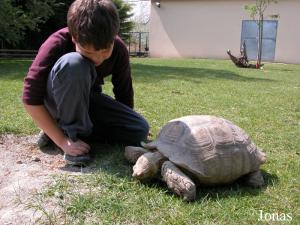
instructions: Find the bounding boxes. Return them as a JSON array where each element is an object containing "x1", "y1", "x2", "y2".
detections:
[
  {"x1": 0, "y1": 0, "x2": 60, "y2": 47},
  {"x1": 131, "y1": 1, "x2": 150, "y2": 32},
  {"x1": 112, "y1": 0, "x2": 134, "y2": 42},
  {"x1": 21, "y1": 0, "x2": 74, "y2": 49},
  {"x1": 1, "y1": 0, "x2": 134, "y2": 49},
  {"x1": 244, "y1": 0, "x2": 278, "y2": 21}
]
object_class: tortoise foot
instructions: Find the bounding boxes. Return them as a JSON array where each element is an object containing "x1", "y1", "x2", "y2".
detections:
[
  {"x1": 161, "y1": 161, "x2": 196, "y2": 201},
  {"x1": 244, "y1": 170, "x2": 265, "y2": 187}
]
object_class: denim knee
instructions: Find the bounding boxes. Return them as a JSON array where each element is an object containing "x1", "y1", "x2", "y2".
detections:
[
  {"x1": 45, "y1": 52, "x2": 97, "y2": 138},
  {"x1": 52, "y1": 52, "x2": 96, "y2": 83}
]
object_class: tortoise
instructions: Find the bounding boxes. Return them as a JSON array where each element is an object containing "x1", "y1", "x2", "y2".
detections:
[{"x1": 125, "y1": 115, "x2": 266, "y2": 201}]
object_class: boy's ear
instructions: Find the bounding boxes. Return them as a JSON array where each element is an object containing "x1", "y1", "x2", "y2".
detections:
[{"x1": 71, "y1": 37, "x2": 77, "y2": 44}]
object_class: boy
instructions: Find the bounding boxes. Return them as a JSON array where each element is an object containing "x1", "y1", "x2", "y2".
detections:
[{"x1": 22, "y1": 0, "x2": 149, "y2": 165}]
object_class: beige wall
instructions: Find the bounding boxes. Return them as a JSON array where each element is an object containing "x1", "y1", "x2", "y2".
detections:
[{"x1": 149, "y1": 0, "x2": 300, "y2": 64}]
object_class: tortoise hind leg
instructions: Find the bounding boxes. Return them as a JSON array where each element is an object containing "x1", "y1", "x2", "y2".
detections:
[
  {"x1": 244, "y1": 170, "x2": 265, "y2": 187},
  {"x1": 161, "y1": 161, "x2": 196, "y2": 201}
]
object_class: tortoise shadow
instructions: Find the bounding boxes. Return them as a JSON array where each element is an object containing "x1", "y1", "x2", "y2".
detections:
[
  {"x1": 164, "y1": 169, "x2": 279, "y2": 202},
  {"x1": 198, "y1": 170, "x2": 278, "y2": 201},
  {"x1": 136, "y1": 169, "x2": 279, "y2": 202}
]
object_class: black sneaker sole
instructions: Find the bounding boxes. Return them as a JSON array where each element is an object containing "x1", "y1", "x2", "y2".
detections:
[
  {"x1": 63, "y1": 154, "x2": 91, "y2": 166},
  {"x1": 37, "y1": 132, "x2": 51, "y2": 148}
]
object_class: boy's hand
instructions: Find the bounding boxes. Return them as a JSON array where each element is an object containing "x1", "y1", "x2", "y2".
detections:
[
  {"x1": 23, "y1": 104, "x2": 90, "y2": 156},
  {"x1": 59, "y1": 137, "x2": 90, "y2": 156}
]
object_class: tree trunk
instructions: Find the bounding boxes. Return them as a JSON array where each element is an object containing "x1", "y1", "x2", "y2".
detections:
[{"x1": 256, "y1": 14, "x2": 264, "y2": 69}]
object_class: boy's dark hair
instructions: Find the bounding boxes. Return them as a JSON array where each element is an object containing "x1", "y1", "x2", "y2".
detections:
[{"x1": 67, "y1": 0, "x2": 120, "y2": 50}]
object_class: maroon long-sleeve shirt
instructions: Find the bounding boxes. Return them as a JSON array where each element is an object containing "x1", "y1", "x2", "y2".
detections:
[{"x1": 22, "y1": 27, "x2": 134, "y2": 108}]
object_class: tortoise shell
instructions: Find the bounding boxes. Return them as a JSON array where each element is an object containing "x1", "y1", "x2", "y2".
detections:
[{"x1": 145, "y1": 115, "x2": 266, "y2": 184}]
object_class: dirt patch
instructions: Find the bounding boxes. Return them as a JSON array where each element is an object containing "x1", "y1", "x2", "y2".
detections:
[{"x1": 0, "y1": 134, "x2": 95, "y2": 225}]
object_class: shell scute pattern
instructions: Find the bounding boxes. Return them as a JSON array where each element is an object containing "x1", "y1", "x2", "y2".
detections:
[
  {"x1": 158, "y1": 120, "x2": 186, "y2": 144},
  {"x1": 184, "y1": 127, "x2": 215, "y2": 156},
  {"x1": 207, "y1": 118, "x2": 234, "y2": 146},
  {"x1": 152, "y1": 115, "x2": 265, "y2": 184},
  {"x1": 226, "y1": 120, "x2": 250, "y2": 145}
]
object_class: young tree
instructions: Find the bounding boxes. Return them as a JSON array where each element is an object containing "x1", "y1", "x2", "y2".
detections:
[
  {"x1": 132, "y1": 1, "x2": 150, "y2": 32},
  {"x1": 112, "y1": 0, "x2": 134, "y2": 42},
  {"x1": 245, "y1": 0, "x2": 279, "y2": 69}
]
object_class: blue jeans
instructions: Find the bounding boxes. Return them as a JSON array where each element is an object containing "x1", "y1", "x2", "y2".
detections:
[{"x1": 45, "y1": 52, "x2": 149, "y2": 145}]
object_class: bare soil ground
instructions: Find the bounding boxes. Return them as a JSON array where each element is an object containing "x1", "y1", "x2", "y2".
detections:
[{"x1": 0, "y1": 134, "x2": 95, "y2": 225}]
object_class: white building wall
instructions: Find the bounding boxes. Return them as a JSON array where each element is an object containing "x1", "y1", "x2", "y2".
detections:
[{"x1": 149, "y1": 0, "x2": 300, "y2": 64}]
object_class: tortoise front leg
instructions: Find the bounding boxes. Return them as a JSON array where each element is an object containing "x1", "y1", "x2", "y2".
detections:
[{"x1": 161, "y1": 161, "x2": 196, "y2": 201}]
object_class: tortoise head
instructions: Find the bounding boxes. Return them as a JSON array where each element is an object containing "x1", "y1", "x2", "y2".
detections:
[
  {"x1": 132, "y1": 152, "x2": 166, "y2": 180},
  {"x1": 256, "y1": 149, "x2": 267, "y2": 164}
]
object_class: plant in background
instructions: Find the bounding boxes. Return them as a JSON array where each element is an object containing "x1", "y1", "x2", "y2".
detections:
[
  {"x1": 0, "y1": 0, "x2": 134, "y2": 49},
  {"x1": 245, "y1": 0, "x2": 279, "y2": 69},
  {"x1": 112, "y1": 0, "x2": 134, "y2": 43},
  {"x1": 0, "y1": 0, "x2": 60, "y2": 47}
]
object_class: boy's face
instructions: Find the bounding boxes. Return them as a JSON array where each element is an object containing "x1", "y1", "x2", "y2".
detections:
[{"x1": 73, "y1": 39, "x2": 114, "y2": 66}]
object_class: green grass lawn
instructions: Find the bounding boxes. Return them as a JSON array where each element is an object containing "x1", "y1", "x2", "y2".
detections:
[{"x1": 0, "y1": 58, "x2": 299, "y2": 224}]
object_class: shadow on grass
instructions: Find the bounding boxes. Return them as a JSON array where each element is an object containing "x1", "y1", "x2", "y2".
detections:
[
  {"x1": 0, "y1": 59, "x2": 276, "y2": 84},
  {"x1": 122, "y1": 168, "x2": 279, "y2": 202},
  {"x1": 134, "y1": 171, "x2": 278, "y2": 203},
  {"x1": 58, "y1": 142, "x2": 132, "y2": 175},
  {"x1": 132, "y1": 63, "x2": 275, "y2": 83},
  {"x1": 195, "y1": 170, "x2": 279, "y2": 201},
  {"x1": 156, "y1": 169, "x2": 279, "y2": 202},
  {"x1": 0, "y1": 59, "x2": 32, "y2": 80}
]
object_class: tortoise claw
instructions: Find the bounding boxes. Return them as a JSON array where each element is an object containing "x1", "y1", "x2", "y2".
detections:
[{"x1": 162, "y1": 161, "x2": 196, "y2": 201}]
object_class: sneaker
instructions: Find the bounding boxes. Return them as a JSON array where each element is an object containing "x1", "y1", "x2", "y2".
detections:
[
  {"x1": 63, "y1": 153, "x2": 91, "y2": 166},
  {"x1": 36, "y1": 131, "x2": 51, "y2": 148}
]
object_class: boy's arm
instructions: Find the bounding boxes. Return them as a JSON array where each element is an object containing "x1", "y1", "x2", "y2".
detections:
[
  {"x1": 24, "y1": 104, "x2": 90, "y2": 156},
  {"x1": 111, "y1": 37, "x2": 134, "y2": 108}
]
